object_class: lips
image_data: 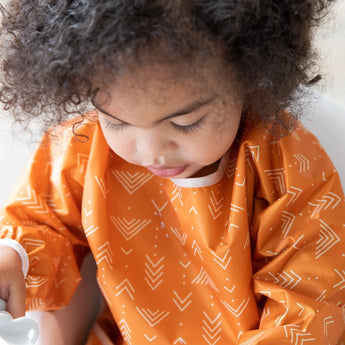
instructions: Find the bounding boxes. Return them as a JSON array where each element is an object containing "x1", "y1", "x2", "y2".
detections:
[{"x1": 145, "y1": 165, "x2": 188, "y2": 178}]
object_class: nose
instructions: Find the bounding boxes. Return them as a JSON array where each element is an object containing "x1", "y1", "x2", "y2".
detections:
[{"x1": 135, "y1": 130, "x2": 177, "y2": 161}]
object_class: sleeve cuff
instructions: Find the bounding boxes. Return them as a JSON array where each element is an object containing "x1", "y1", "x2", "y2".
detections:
[{"x1": 0, "y1": 238, "x2": 29, "y2": 277}]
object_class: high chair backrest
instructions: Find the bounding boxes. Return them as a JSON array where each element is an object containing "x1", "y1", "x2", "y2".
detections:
[{"x1": 300, "y1": 93, "x2": 345, "y2": 191}]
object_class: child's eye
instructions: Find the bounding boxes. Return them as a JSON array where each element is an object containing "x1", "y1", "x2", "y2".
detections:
[
  {"x1": 171, "y1": 117, "x2": 205, "y2": 134},
  {"x1": 105, "y1": 120, "x2": 127, "y2": 131}
]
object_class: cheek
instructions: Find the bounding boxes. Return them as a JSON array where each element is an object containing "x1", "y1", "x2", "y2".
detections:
[
  {"x1": 101, "y1": 127, "x2": 133, "y2": 160},
  {"x1": 212, "y1": 111, "x2": 241, "y2": 145},
  {"x1": 211, "y1": 97, "x2": 242, "y2": 136}
]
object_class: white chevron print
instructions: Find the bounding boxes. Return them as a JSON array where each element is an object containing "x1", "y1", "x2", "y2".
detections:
[
  {"x1": 172, "y1": 291, "x2": 192, "y2": 312},
  {"x1": 293, "y1": 153, "x2": 310, "y2": 172},
  {"x1": 112, "y1": 170, "x2": 153, "y2": 194},
  {"x1": 292, "y1": 234, "x2": 305, "y2": 249},
  {"x1": 54, "y1": 277, "x2": 67, "y2": 288},
  {"x1": 244, "y1": 149, "x2": 255, "y2": 172},
  {"x1": 174, "y1": 338, "x2": 187, "y2": 344},
  {"x1": 333, "y1": 269, "x2": 345, "y2": 290},
  {"x1": 260, "y1": 307, "x2": 270, "y2": 322},
  {"x1": 171, "y1": 186, "x2": 184, "y2": 206},
  {"x1": 274, "y1": 304, "x2": 288, "y2": 326},
  {"x1": 110, "y1": 216, "x2": 152, "y2": 241},
  {"x1": 191, "y1": 267, "x2": 219, "y2": 292},
  {"x1": 230, "y1": 204, "x2": 244, "y2": 213},
  {"x1": 26, "y1": 275, "x2": 48, "y2": 288},
  {"x1": 41, "y1": 193, "x2": 62, "y2": 213},
  {"x1": 150, "y1": 199, "x2": 168, "y2": 212},
  {"x1": 246, "y1": 145, "x2": 260, "y2": 161},
  {"x1": 119, "y1": 319, "x2": 132, "y2": 345},
  {"x1": 51, "y1": 257, "x2": 60, "y2": 269},
  {"x1": 96, "y1": 242, "x2": 114, "y2": 269},
  {"x1": 95, "y1": 176, "x2": 109, "y2": 198},
  {"x1": 224, "y1": 285, "x2": 236, "y2": 293},
  {"x1": 192, "y1": 240, "x2": 204, "y2": 261},
  {"x1": 170, "y1": 227, "x2": 188, "y2": 245},
  {"x1": 315, "y1": 289, "x2": 327, "y2": 302},
  {"x1": 144, "y1": 255, "x2": 165, "y2": 290},
  {"x1": 144, "y1": 334, "x2": 157, "y2": 342},
  {"x1": 84, "y1": 206, "x2": 93, "y2": 217},
  {"x1": 211, "y1": 249, "x2": 232, "y2": 270},
  {"x1": 189, "y1": 206, "x2": 198, "y2": 214},
  {"x1": 315, "y1": 220, "x2": 340, "y2": 259},
  {"x1": 239, "y1": 332, "x2": 265, "y2": 345},
  {"x1": 120, "y1": 247, "x2": 133, "y2": 255},
  {"x1": 22, "y1": 238, "x2": 44, "y2": 252},
  {"x1": 221, "y1": 297, "x2": 250, "y2": 318},
  {"x1": 84, "y1": 225, "x2": 100, "y2": 237},
  {"x1": 208, "y1": 191, "x2": 224, "y2": 220},
  {"x1": 281, "y1": 211, "x2": 295, "y2": 238},
  {"x1": 115, "y1": 279, "x2": 135, "y2": 300},
  {"x1": 268, "y1": 270, "x2": 302, "y2": 289},
  {"x1": 16, "y1": 186, "x2": 49, "y2": 214},
  {"x1": 296, "y1": 303, "x2": 305, "y2": 316},
  {"x1": 225, "y1": 158, "x2": 237, "y2": 178},
  {"x1": 26, "y1": 297, "x2": 52, "y2": 311},
  {"x1": 264, "y1": 168, "x2": 286, "y2": 194},
  {"x1": 235, "y1": 177, "x2": 246, "y2": 187},
  {"x1": 323, "y1": 316, "x2": 334, "y2": 338},
  {"x1": 308, "y1": 192, "x2": 342, "y2": 218},
  {"x1": 227, "y1": 223, "x2": 239, "y2": 233},
  {"x1": 287, "y1": 186, "x2": 303, "y2": 206},
  {"x1": 202, "y1": 312, "x2": 222, "y2": 345},
  {"x1": 136, "y1": 307, "x2": 170, "y2": 327},
  {"x1": 179, "y1": 260, "x2": 191, "y2": 269},
  {"x1": 284, "y1": 325, "x2": 315, "y2": 345}
]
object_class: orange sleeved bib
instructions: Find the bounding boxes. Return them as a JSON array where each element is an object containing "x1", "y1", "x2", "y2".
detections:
[{"x1": 1, "y1": 113, "x2": 345, "y2": 344}]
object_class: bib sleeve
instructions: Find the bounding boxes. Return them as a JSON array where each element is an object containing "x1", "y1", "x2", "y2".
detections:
[
  {"x1": 0, "y1": 117, "x2": 98, "y2": 311},
  {"x1": 240, "y1": 123, "x2": 345, "y2": 343}
]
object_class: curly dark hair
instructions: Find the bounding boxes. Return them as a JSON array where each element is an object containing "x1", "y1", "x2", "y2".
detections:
[{"x1": 0, "y1": 0, "x2": 333, "y2": 132}]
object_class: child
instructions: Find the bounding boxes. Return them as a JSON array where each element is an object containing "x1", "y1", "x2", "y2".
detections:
[{"x1": 1, "y1": 0, "x2": 345, "y2": 344}]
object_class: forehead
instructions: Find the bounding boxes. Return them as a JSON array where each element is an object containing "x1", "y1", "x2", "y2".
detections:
[{"x1": 95, "y1": 58, "x2": 234, "y2": 109}]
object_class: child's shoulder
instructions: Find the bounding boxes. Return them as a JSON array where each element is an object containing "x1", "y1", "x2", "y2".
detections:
[
  {"x1": 239, "y1": 111, "x2": 334, "y2": 171},
  {"x1": 48, "y1": 111, "x2": 99, "y2": 138},
  {"x1": 37, "y1": 111, "x2": 104, "y2": 158},
  {"x1": 42, "y1": 111, "x2": 99, "y2": 145},
  {"x1": 242, "y1": 112, "x2": 318, "y2": 148}
]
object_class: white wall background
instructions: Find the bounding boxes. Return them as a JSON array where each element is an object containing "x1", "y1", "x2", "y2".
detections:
[
  {"x1": 315, "y1": 0, "x2": 345, "y2": 108},
  {"x1": 0, "y1": 1, "x2": 345, "y2": 206}
]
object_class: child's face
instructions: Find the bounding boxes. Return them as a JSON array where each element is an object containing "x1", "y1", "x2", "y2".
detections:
[{"x1": 95, "y1": 62, "x2": 243, "y2": 179}]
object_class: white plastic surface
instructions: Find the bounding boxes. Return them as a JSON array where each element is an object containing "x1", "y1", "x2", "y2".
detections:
[{"x1": 0, "y1": 299, "x2": 39, "y2": 345}]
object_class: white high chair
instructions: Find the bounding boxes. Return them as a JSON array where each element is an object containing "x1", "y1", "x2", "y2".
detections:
[
  {"x1": 0, "y1": 92, "x2": 345, "y2": 344},
  {"x1": 300, "y1": 93, "x2": 345, "y2": 189}
]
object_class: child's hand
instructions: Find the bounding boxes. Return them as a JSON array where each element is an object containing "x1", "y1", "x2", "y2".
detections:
[{"x1": 0, "y1": 245, "x2": 26, "y2": 318}]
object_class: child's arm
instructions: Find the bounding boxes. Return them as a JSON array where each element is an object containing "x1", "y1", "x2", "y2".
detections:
[
  {"x1": 0, "y1": 119, "x2": 97, "y2": 313},
  {"x1": 0, "y1": 245, "x2": 26, "y2": 318},
  {"x1": 27, "y1": 254, "x2": 103, "y2": 345},
  {"x1": 240, "y1": 122, "x2": 345, "y2": 344}
]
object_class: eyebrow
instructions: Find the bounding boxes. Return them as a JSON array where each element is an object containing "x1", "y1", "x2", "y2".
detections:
[{"x1": 93, "y1": 95, "x2": 217, "y2": 125}]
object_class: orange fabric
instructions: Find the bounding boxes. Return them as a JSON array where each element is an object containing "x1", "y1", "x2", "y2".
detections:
[{"x1": 1, "y1": 113, "x2": 345, "y2": 344}]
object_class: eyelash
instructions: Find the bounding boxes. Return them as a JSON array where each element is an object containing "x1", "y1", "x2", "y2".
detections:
[
  {"x1": 105, "y1": 121, "x2": 127, "y2": 131},
  {"x1": 104, "y1": 117, "x2": 205, "y2": 133},
  {"x1": 171, "y1": 117, "x2": 205, "y2": 134}
]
